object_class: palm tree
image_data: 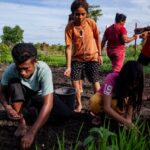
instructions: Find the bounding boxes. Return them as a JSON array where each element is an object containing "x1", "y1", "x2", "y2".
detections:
[{"x1": 89, "y1": 5, "x2": 103, "y2": 22}]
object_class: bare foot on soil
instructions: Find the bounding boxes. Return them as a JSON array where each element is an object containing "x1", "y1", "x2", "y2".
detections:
[
  {"x1": 14, "y1": 125, "x2": 28, "y2": 137},
  {"x1": 14, "y1": 118, "x2": 28, "y2": 137},
  {"x1": 6, "y1": 105, "x2": 22, "y2": 120},
  {"x1": 74, "y1": 105, "x2": 83, "y2": 112}
]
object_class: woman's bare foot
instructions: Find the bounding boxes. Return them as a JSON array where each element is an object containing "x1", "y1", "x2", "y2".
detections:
[{"x1": 74, "y1": 104, "x2": 83, "y2": 112}]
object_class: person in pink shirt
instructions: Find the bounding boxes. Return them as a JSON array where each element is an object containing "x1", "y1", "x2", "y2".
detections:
[
  {"x1": 102, "y1": 13, "x2": 137, "y2": 72},
  {"x1": 89, "y1": 61, "x2": 144, "y2": 128}
]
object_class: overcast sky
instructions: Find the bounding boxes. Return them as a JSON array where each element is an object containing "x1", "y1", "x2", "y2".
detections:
[{"x1": 0, "y1": 0, "x2": 150, "y2": 45}]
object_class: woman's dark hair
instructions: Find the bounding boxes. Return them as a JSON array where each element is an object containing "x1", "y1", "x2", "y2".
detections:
[
  {"x1": 115, "y1": 13, "x2": 126, "y2": 23},
  {"x1": 68, "y1": 13, "x2": 74, "y2": 22},
  {"x1": 71, "y1": 0, "x2": 89, "y2": 14},
  {"x1": 114, "y1": 61, "x2": 144, "y2": 113},
  {"x1": 12, "y1": 43, "x2": 37, "y2": 64}
]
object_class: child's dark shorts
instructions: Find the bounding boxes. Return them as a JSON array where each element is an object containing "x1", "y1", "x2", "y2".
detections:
[
  {"x1": 137, "y1": 53, "x2": 150, "y2": 66},
  {"x1": 71, "y1": 61, "x2": 100, "y2": 83}
]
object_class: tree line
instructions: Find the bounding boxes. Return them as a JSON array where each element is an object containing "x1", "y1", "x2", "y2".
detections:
[{"x1": 0, "y1": 5, "x2": 102, "y2": 47}]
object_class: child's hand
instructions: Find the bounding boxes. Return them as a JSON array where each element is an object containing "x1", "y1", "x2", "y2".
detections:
[
  {"x1": 64, "y1": 68, "x2": 71, "y2": 78},
  {"x1": 123, "y1": 122, "x2": 134, "y2": 130},
  {"x1": 123, "y1": 118, "x2": 134, "y2": 129},
  {"x1": 98, "y1": 56, "x2": 103, "y2": 65}
]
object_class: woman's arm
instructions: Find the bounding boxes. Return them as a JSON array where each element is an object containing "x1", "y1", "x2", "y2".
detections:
[
  {"x1": 102, "y1": 94, "x2": 133, "y2": 127},
  {"x1": 101, "y1": 35, "x2": 107, "y2": 50},
  {"x1": 122, "y1": 34, "x2": 138, "y2": 43}
]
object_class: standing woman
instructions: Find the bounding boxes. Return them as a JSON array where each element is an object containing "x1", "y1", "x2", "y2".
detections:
[
  {"x1": 102, "y1": 13, "x2": 137, "y2": 72},
  {"x1": 64, "y1": 0, "x2": 103, "y2": 112}
]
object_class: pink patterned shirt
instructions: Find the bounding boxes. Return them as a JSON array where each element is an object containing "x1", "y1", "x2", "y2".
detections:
[{"x1": 99, "y1": 72, "x2": 119, "y2": 96}]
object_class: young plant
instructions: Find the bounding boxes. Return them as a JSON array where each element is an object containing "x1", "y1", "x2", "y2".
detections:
[
  {"x1": 83, "y1": 126, "x2": 117, "y2": 149},
  {"x1": 56, "y1": 123, "x2": 84, "y2": 150}
]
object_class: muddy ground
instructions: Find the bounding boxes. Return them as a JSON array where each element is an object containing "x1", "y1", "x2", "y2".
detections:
[{"x1": 0, "y1": 66, "x2": 150, "y2": 150}]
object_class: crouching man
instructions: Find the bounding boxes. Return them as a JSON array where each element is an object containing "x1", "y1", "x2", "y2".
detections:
[{"x1": 0, "y1": 43, "x2": 71, "y2": 149}]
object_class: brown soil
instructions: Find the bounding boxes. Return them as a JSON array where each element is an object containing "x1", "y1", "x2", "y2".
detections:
[{"x1": 0, "y1": 66, "x2": 150, "y2": 150}]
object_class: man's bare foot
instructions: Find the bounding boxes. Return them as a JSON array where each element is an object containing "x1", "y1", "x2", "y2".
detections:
[
  {"x1": 14, "y1": 117, "x2": 28, "y2": 137},
  {"x1": 6, "y1": 105, "x2": 22, "y2": 120},
  {"x1": 14, "y1": 125, "x2": 28, "y2": 137},
  {"x1": 74, "y1": 105, "x2": 83, "y2": 112}
]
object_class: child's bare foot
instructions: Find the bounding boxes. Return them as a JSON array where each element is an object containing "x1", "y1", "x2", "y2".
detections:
[
  {"x1": 74, "y1": 105, "x2": 83, "y2": 112},
  {"x1": 14, "y1": 125, "x2": 28, "y2": 137}
]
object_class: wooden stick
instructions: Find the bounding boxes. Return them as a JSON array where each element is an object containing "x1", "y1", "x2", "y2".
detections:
[{"x1": 134, "y1": 22, "x2": 137, "y2": 57}]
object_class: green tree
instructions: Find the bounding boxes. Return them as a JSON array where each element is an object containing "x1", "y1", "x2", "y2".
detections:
[
  {"x1": 89, "y1": 5, "x2": 102, "y2": 22},
  {"x1": 0, "y1": 43, "x2": 12, "y2": 63},
  {"x1": 1, "y1": 25, "x2": 24, "y2": 47}
]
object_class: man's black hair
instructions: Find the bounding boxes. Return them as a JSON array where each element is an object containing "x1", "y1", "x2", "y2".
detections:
[
  {"x1": 12, "y1": 43, "x2": 37, "y2": 64},
  {"x1": 115, "y1": 13, "x2": 126, "y2": 23}
]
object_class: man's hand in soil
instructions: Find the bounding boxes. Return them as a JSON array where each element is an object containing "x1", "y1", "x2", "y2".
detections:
[
  {"x1": 20, "y1": 94, "x2": 53, "y2": 149},
  {"x1": 21, "y1": 129, "x2": 35, "y2": 149}
]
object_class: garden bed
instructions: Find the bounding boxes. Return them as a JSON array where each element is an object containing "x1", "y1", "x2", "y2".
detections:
[{"x1": 0, "y1": 66, "x2": 150, "y2": 150}]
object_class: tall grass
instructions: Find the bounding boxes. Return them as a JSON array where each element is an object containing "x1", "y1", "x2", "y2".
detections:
[
  {"x1": 0, "y1": 43, "x2": 150, "y2": 73},
  {"x1": 38, "y1": 54, "x2": 66, "y2": 67}
]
